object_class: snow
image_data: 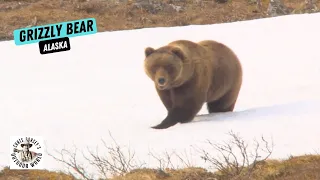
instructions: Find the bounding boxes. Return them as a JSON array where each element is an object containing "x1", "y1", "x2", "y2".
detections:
[{"x1": 1, "y1": 12, "x2": 320, "y2": 178}]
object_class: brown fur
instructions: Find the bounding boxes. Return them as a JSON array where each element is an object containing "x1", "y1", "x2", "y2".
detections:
[{"x1": 144, "y1": 40, "x2": 242, "y2": 129}]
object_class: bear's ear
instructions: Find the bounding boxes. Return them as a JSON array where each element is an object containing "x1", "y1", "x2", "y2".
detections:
[
  {"x1": 145, "y1": 47, "x2": 155, "y2": 57},
  {"x1": 171, "y1": 47, "x2": 185, "y2": 60}
]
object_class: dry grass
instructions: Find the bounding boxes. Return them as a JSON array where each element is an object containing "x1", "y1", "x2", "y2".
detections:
[
  {"x1": 0, "y1": 166, "x2": 75, "y2": 180},
  {"x1": 1, "y1": 0, "x2": 320, "y2": 40},
  {"x1": 111, "y1": 167, "x2": 216, "y2": 180},
  {"x1": 1, "y1": 154, "x2": 320, "y2": 180},
  {"x1": 248, "y1": 154, "x2": 320, "y2": 180},
  {"x1": 111, "y1": 154, "x2": 320, "y2": 180}
]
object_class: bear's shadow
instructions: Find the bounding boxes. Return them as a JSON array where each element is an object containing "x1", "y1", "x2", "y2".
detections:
[{"x1": 189, "y1": 100, "x2": 319, "y2": 124}]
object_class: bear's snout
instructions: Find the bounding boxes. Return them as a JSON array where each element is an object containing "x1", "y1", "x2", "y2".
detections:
[{"x1": 158, "y1": 77, "x2": 166, "y2": 85}]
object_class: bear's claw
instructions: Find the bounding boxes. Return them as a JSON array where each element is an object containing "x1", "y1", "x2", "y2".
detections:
[{"x1": 151, "y1": 120, "x2": 178, "y2": 129}]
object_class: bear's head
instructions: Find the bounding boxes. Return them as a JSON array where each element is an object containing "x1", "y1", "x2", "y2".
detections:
[{"x1": 144, "y1": 46, "x2": 186, "y2": 90}]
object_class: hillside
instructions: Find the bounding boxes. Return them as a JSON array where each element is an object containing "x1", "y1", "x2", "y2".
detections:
[{"x1": 0, "y1": 0, "x2": 319, "y2": 41}]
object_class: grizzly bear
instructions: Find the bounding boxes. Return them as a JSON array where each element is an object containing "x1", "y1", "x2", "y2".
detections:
[{"x1": 143, "y1": 40, "x2": 242, "y2": 129}]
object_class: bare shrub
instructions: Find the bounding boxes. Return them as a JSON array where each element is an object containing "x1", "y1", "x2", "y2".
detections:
[
  {"x1": 148, "y1": 150, "x2": 176, "y2": 170},
  {"x1": 83, "y1": 131, "x2": 146, "y2": 178},
  {"x1": 194, "y1": 130, "x2": 274, "y2": 179},
  {"x1": 146, "y1": 148, "x2": 197, "y2": 178},
  {"x1": 47, "y1": 131, "x2": 146, "y2": 179},
  {"x1": 47, "y1": 146, "x2": 93, "y2": 180},
  {"x1": 148, "y1": 148, "x2": 196, "y2": 171},
  {"x1": 47, "y1": 130, "x2": 274, "y2": 179}
]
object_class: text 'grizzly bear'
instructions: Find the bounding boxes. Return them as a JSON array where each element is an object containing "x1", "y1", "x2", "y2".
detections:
[{"x1": 144, "y1": 40, "x2": 243, "y2": 129}]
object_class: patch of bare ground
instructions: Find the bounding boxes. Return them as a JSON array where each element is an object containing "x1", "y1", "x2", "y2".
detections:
[{"x1": 0, "y1": 0, "x2": 319, "y2": 40}]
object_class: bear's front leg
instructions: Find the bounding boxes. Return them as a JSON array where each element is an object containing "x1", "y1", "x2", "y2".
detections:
[
  {"x1": 151, "y1": 87, "x2": 205, "y2": 129},
  {"x1": 156, "y1": 87, "x2": 173, "y2": 111}
]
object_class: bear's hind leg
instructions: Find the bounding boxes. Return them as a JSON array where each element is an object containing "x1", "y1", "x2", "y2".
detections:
[
  {"x1": 207, "y1": 89, "x2": 239, "y2": 113},
  {"x1": 207, "y1": 100, "x2": 235, "y2": 113}
]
